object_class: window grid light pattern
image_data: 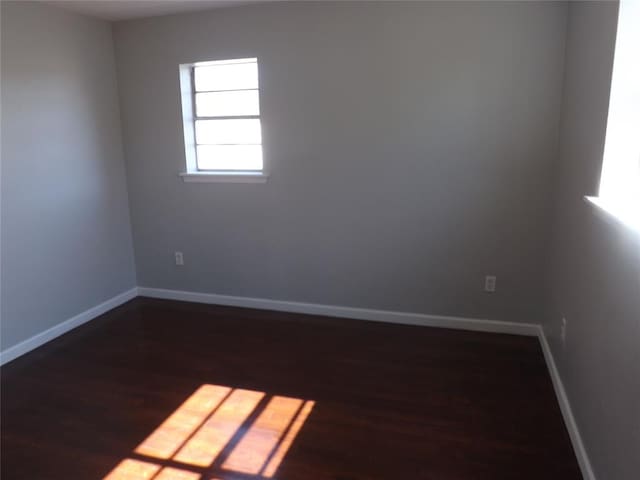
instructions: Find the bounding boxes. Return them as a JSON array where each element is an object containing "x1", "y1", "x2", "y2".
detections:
[
  {"x1": 103, "y1": 384, "x2": 315, "y2": 480},
  {"x1": 192, "y1": 58, "x2": 263, "y2": 172}
]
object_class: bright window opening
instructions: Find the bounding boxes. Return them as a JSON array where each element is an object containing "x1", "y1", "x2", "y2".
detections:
[
  {"x1": 594, "y1": 0, "x2": 640, "y2": 231},
  {"x1": 179, "y1": 58, "x2": 265, "y2": 181}
]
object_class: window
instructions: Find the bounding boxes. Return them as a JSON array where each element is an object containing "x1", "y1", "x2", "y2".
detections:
[
  {"x1": 590, "y1": 0, "x2": 640, "y2": 231},
  {"x1": 179, "y1": 58, "x2": 266, "y2": 183}
]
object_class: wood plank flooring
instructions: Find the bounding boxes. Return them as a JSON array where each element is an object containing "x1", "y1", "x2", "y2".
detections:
[{"x1": 1, "y1": 297, "x2": 581, "y2": 479}]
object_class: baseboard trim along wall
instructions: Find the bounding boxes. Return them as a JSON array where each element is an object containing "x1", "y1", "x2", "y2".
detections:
[
  {"x1": 136, "y1": 287, "x2": 595, "y2": 480},
  {"x1": 0, "y1": 285, "x2": 594, "y2": 480},
  {"x1": 537, "y1": 327, "x2": 596, "y2": 480},
  {"x1": 137, "y1": 287, "x2": 541, "y2": 336},
  {"x1": 0, "y1": 287, "x2": 138, "y2": 366}
]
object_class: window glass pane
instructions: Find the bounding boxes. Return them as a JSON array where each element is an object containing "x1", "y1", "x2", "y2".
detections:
[
  {"x1": 196, "y1": 91, "x2": 259, "y2": 117},
  {"x1": 195, "y1": 119, "x2": 262, "y2": 145},
  {"x1": 194, "y1": 62, "x2": 258, "y2": 91},
  {"x1": 197, "y1": 145, "x2": 263, "y2": 171}
]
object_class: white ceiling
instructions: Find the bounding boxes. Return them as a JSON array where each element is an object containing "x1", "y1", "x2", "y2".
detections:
[{"x1": 45, "y1": 0, "x2": 278, "y2": 21}]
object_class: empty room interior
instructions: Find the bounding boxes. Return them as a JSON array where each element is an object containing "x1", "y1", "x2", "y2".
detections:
[{"x1": 1, "y1": 0, "x2": 639, "y2": 479}]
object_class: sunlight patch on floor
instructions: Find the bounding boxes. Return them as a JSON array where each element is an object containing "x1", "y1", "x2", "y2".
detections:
[
  {"x1": 103, "y1": 384, "x2": 314, "y2": 479},
  {"x1": 135, "y1": 385, "x2": 232, "y2": 460}
]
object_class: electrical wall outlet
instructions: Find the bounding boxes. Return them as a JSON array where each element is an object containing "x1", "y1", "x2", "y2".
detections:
[
  {"x1": 560, "y1": 317, "x2": 567, "y2": 345},
  {"x1": 484, "y1": 275, "x2": 497, "y2": 292},
  {"x1": 175, "y1": 251, "x2": 184, "y2": 266}
]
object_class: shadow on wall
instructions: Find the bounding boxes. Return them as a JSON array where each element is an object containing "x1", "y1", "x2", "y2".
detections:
[{"x1": 104, "y1": 384, "x2": 315, "y2": 480}]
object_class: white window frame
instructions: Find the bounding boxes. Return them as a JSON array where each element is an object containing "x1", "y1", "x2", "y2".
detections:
[{"x1": 178, "y1": 58, "x2": 268, "y2": 183}]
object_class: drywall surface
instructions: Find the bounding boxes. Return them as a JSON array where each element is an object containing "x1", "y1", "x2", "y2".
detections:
[
  {"x1": 545, "y1": 2, "x2": 640, "y2": 479},
  {"x1": 114, "y1": 1, "x2": 568, "y2": 322},
  {"x1": 0, "y1": 1, "x2": 136, "y2": 350}
]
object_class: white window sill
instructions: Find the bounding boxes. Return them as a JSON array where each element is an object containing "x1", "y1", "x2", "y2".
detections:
[
  {"x1": 179, "y1": 172, "x2": 269, "y2": 183},
  {"x1": 584, "y1": 195, "x2": 640, "y2": 233}
]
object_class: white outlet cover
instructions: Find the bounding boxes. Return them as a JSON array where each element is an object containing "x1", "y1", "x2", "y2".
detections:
[{"x1": 484, "y1": 276, "x2": 497, "y2": 292}]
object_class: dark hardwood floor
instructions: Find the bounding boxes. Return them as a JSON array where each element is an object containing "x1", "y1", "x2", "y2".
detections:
[{"x1": 1, "y1": 297, "x2": 581, "y2": 479}]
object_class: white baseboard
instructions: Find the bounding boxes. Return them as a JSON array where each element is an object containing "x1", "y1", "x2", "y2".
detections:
[
  {"x1": 537, "y1": 327, "x2": 595, "y2": 480},
  {"x1": 137, "y1": 287, "x2": 540, "y2": 336},
  {"x1": 139, "y1": 287, "x2": 594, "y2": 479},
  {"x1": 0, "y1": 284, "x2": 594, "y2": 480},
  {"x1": 0, "y1": 287, "x2": 138, "y2": 366}
]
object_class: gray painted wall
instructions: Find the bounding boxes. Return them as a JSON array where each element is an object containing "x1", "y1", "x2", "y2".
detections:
[
  {"x1": 113, "y1": 1, "x2": 568, "y2": 323},
  {"x1": 0, "y1": 1, "x2": 136, "y2": 350},
  {"x1": 1, "y1": 1, "x2": 638, "y2": 476},
  {"x1": 545, "y1": 2, "x2": 640, "y2": 479}
]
